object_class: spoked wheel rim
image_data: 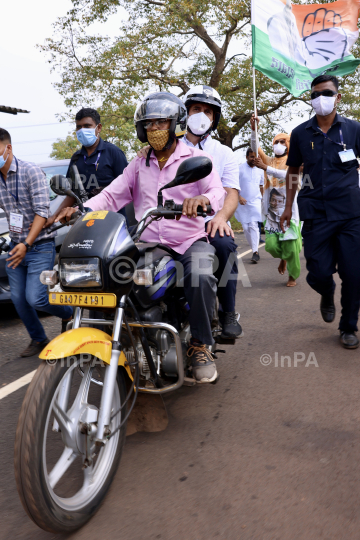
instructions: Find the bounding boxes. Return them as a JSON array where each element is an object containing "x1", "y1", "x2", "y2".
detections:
[{"x1": 42, "y1": 358, "x2": 121, "y2": 512}]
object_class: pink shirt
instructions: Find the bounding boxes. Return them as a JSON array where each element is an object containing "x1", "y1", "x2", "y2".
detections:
[{"x1": 88, "y1": 140, "x2": 226, "y2": 254}]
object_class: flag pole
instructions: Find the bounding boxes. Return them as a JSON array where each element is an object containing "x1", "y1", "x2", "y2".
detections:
[{"x1": 252, "y1": 66, "x2": 258, "y2": 157}]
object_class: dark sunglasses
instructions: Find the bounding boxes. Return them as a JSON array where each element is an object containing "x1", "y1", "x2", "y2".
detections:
[{"x1": 310, "y1": 89, "x2": 337, "y2": 100}]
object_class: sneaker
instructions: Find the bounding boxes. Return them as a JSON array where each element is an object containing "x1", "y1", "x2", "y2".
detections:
[
  {"x1": 20, "y1": 338, "x2": 50, "y2": 358},
  {"x1": 187, "y1": 342, "x2": 218, "y2": 383},
  {"x1": 340, "y1": 331, "x2": 359, "y2": 349},
  {"x1": 219, "y1": 311, "x2": 243, "y2": 338},
  {"x1": 251, "y1": 252, "x2": 260, "y2": 263},
  {"x1": 259, "y1": 238, "x2": 265, "y2": 244}
]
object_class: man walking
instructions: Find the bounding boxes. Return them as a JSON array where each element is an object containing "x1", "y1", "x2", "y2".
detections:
[
  {"x1": 0, "y1": 128, "x2": 72, "y2": 357},
  {"x1": 236, "y1": 148, "x2": 264, "y2": 263},
  {"x1": 281, "y1": 74, "x2": 360, "y2": 349}
]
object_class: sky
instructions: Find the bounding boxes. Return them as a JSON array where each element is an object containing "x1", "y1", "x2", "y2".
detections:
[
  {"x1": 0, "y1": 0, "x2": 309, "y2": 164},
  {"x1": 0, "y1": 0, "x2": 127, "y2": 164},
  {"x1": 0, "y1": 1, "x2": 75, "y2": 163}
]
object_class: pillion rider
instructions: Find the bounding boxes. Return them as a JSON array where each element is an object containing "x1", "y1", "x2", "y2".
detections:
[{"x1": 56, "y1": 91, "x2": 226, "y2": 384}]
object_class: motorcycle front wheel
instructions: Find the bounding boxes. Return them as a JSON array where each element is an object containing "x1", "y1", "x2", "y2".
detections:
[{"x1": 14, "y1": 356, "x2": 127, "y2": 534}]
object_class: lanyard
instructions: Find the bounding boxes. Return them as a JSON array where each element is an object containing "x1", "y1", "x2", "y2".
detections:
[
  {"x1": 84, "y1": 151, "x2": 101, "y2": 171},
  {"x1": 0, "y1": 157, "x2": 19, "y2": 204},
  {"x1": 317, "y1": 127, "x2": 346, "y2": 150}
]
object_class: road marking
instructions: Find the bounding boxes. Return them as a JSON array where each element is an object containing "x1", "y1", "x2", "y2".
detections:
[
  {"x1": 237, "y1": 243, "x2": 265, "y2": 259},
  {"x1": 0, "y1": 370, "x2": 37, "y2": 400},
  {"x1": 0, "y1": 243, "x2": 266, "y2": 401}
]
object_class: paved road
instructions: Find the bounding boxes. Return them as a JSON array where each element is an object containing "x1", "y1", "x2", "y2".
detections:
[{"x1": 1, "y1": 233, "x2": 359, "y2": 540}]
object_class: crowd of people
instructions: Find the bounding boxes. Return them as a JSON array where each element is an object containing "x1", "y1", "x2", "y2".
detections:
[{"x1": 1, "y1": 72, "x2": 359, "y2": 383}]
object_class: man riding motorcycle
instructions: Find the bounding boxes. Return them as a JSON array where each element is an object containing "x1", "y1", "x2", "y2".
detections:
[
  {"x1": 56, "y1": 91, "x2": 226, "y2": 383},
  {"x1": 182, "y1": 85, "x2": 241, "y2": 338}
]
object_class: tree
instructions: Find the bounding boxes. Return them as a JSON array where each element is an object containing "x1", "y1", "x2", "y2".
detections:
[
  {"x1": 50, "y1": 134, "x2": 80, "y2": 159},
  {"x1": 42, "y1": 0, "x2": 360, "y2": 157}
]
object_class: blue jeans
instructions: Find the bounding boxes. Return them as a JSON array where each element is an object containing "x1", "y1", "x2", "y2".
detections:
[{"x1": 6, "y1": 241, "x2": 73, "y2": 342}]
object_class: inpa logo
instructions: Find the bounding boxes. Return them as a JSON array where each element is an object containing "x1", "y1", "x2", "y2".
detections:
[{"x1": 203, "y1": 88, "x2": 213, "y2": 97}]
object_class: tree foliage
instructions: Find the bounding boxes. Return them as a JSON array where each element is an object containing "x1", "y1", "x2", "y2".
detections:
[
  {"x1": 50, "y1": 134, "x2": 80, "y2": 159},
  {"x1": 43, "y1": 0, "x2": 360, "y2": 157}
]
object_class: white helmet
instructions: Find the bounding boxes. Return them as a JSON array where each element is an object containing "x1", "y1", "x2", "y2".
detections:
[{"x1": 183, "y1": 85, "x2": 222, "y2": 131}]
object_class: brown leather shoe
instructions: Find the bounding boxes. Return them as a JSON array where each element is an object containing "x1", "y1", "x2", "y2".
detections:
[{"x1": 20, "y1": 339, "x2": 49, "y2": 358}]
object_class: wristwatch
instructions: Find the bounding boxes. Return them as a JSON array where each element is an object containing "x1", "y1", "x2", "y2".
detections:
[{"x1": 22, "y1": 241, "x2": 32, "y2": 252}]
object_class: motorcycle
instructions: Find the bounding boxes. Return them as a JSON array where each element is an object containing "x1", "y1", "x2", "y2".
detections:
[{"x1": 14, "y1": 156, "x2": 237, "y2": 533}]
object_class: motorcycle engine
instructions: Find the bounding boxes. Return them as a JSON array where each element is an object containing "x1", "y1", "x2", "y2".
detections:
[
  {"x1": 123, "y1": 339, "x2": 160, "y2": 380},
  {"x1": 122, "y1": 330, "x2": 180, "y2": 379}
]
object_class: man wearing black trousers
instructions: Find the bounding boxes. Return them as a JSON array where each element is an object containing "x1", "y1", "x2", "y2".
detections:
[{"x1": 281, "y1": 74, "x2": 360, "y2": 349}]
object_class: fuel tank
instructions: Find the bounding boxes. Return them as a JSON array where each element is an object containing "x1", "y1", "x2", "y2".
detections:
[{"x1": 133, "y1": 246, "x2": 177, "y2": 309}]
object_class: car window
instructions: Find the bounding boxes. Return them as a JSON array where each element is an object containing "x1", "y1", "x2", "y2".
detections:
[{"x1": 41, "y1": 165, "x2": 69, "y2": 201}]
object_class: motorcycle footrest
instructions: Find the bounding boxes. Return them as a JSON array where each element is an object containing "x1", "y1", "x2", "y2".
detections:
[{"x1": 183, "y1": 376, "x2": 197, "y2": 387}]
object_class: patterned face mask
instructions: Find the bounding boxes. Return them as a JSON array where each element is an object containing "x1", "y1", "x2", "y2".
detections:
[{"x1": 147, "y1": 129, "x2": 170, "y2": 151}]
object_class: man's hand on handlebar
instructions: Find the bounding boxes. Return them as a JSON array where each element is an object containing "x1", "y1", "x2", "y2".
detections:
[
  {"x1": 182, "y1": 195, "x2": 210, "y2": 219},
  {"x1": 55, "y1": 207, "x2": 78, "y2": 224}
]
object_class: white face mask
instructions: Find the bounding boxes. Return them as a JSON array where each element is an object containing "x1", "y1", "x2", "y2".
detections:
[
  {"x1": 311, "y1": 95, "x2": 337, "y2": 116},
  {"x1": 187, "y1": 112, "x2": 212, "y2": 136},
  {"x1": 273, "y1": 143, "x2": 287, "y2": 156}
]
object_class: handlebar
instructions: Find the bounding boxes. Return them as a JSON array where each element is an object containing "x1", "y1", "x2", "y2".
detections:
[
  {"x1": 172, "y1": 204, "x2": 213, "y2": 217},
  {"x1": 162, "y1": 200, "x2": 212, "y2": 218},
  {"x1": 133, "y1": 201, "x2": 213, "y2": 242},
  {"x1": 51, "y1": 210, "x2": 83, "y2": 231}
]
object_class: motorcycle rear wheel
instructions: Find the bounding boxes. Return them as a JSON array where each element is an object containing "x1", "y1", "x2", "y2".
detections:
[{"x1": 14, "y1": 356, "x2": 127, "y2": 533}]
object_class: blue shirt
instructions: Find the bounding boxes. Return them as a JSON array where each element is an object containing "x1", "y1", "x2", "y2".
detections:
[
  {"x1": 287, "y1": 114, "x2": 360, "y2": 221},
  {"x1": 66, "y1": 138, "x2": 128, "y2": 198}
]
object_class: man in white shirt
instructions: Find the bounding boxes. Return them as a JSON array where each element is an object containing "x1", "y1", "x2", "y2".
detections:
[
  {"x1": 236, "y1": 148, "x2": 264, "y2": 262},
  {"x1": 182, "y1": 86, "x2": 241, "y2": 338}
]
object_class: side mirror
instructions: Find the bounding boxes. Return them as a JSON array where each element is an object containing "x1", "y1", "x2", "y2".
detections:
[
  {"x1": 69, "y1": 165, "x2": 88, "y2": 202},
  {"x1": 50, "y1": 175, "x2": 85, "y2": 212},
  {"x1": 50, "y1": 175, "x2": 72, "y2": 196},
  {"x1": 160, "y1": 156, "x2": 213, "y2": 192}
]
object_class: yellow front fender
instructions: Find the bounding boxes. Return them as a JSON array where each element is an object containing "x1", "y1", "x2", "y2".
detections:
[{"x1": 39, "y1": 327, "x2": 132, "y2": 379}]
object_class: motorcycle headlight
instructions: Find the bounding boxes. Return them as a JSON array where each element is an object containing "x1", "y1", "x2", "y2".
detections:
[{"x1": 59, "y1": 258, "x2": 102, "y2": 288}]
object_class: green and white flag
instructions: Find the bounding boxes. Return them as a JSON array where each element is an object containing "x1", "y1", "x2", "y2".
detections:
[{"x1": 251, "y1": 0, "x2": 360, "y2": 97}]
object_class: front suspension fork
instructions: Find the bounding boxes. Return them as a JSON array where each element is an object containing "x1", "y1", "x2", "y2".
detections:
[{"x1": 95, "y1": 295, "x2": 126, "y2": 443}]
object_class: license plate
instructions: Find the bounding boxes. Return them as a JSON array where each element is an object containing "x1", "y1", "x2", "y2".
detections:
[{"x1": 49, "y1": 292, "x2": 117, "y2": 308}]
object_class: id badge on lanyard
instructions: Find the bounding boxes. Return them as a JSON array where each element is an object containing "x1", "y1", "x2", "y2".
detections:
[
  {"x1": 9, "y1": 211, "x2": 24, "y2": 233},
  {"x1": 339, "y1": 148, "x2": 356, "y2": 163},
  {"x1": 317, "y1": 127, "x2": 357, "y2": 163},
  {"x1": 4, "y1": 157, "x2": 24, "y2": 233},
  {"x1": 337, "y1": 129, "x2": 356, "y2": 162}
]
